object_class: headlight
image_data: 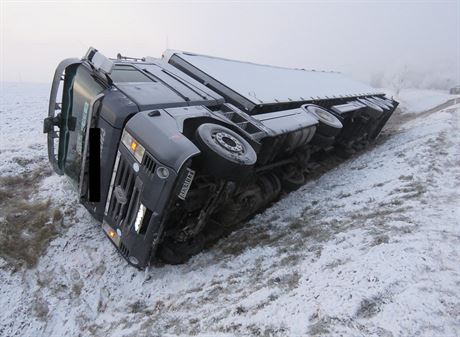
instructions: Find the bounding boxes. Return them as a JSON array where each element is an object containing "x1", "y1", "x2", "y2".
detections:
[
  {"x1": 134, "y1": 204, "x2": 146, "y2": 233},
  {"x1": 121, "y1": 130, "x2": 145, "y2": 162}
]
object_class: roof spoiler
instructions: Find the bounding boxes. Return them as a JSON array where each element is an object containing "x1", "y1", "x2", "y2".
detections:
[{"x1": 83, "y1": 47, "x2": 114, "y2": 74}]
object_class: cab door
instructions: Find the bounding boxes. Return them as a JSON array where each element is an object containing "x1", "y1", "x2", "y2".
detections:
[{"x1": 45, "y1": 62, "x2": 105, "y2": 187}]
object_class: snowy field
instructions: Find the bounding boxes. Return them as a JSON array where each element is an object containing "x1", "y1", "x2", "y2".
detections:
[
  {"x1": 0, "y1": 83, "x2": 459, "y2": 337},
  {"x1": 381, "y1": 88, "x2": 456, "y2": 114}
]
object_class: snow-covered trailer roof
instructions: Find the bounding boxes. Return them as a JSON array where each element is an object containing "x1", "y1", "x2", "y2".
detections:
[{"x1": 164, "y1": 50, "x2": 383, "y2": 112}]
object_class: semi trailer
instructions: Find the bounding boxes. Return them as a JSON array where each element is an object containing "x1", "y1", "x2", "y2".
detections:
[{"x1": 44, "y1": 47, "x2": 398, "y2": 268}]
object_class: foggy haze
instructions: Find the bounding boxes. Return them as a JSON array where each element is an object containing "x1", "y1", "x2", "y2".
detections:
[{"x1": 2, "y1": 0, "x2": 459, "y2": 89}]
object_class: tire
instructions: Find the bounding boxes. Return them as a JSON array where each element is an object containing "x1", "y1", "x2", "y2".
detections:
[
  {"x1": 158, "y1": 235, "x2": 205, "y2": 265},
  {"x1": 280, "y1": 166, "x2": 306, "y2": 192},
  {"x1": 302, "y1": 104, "x2": 343, "y2": 137},
  {"x1": 195, "y1": 123, "x2": 257, "y2": 180}
]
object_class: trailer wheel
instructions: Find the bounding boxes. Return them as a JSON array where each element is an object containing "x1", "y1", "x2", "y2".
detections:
[
  {"x1": 302, "y1": 105, "x2": 343, "y2": 137},
  {"x1": 195, "y1": 123, "x2": 257, "y2": 179}
]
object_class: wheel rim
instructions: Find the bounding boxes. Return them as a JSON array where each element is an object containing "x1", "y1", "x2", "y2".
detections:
[
  {"x1": 314, "y1": 108, "x2": 335, "y2": 124},
  {"x1": 213, "y1": 131, "x2": 244, "y2": 153},
  {"x1": 312, "y1": 107, "x2": 341, "y2": 126},
  {"x1": 304, "y1": 105, "x2": 342, "y2": 129}
]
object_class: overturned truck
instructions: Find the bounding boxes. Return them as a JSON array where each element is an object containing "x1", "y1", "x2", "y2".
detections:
[{"x1": 44, "y1": 48, "x2": 398, "y2": 268}]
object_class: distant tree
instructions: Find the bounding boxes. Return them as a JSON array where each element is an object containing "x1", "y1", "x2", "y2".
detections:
[{"x1": 391, "y1": 64, "x2": 409, "y2": 96}]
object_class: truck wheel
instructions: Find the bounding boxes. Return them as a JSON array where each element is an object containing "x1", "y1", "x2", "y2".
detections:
[
  {"x1": 280, "y1": 165, "x2": 306, "y2": 191},
  {"x1": 158, "y1": 235, "x2": 205, "y2": 265},
  {"x1": 302, "y1": 105, "x2": 343, "y2": 137},
  {"x1": 195, "y1": 123, "x2": 257, "y2": 179}
]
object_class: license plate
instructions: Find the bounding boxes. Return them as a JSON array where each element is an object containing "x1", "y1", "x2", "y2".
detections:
[{"x1": 178, "y1": 168, "x2": 195, "y2": 200}]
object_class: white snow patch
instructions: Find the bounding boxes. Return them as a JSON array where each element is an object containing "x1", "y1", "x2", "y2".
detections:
[
  {"x1": 381, "y1": 87, "x2": 459, "y2": 114},
  {"x1": 1, "y1": 83, "x2": 459, "y2": 337}
]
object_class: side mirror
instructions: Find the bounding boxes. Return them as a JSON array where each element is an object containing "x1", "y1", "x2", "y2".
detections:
[
  {"x1": 43, "y1": 114, "x2": 76, "y2": 133},
  {"x1": 43, "y1": 116, "x2": 55, "y2": 134}
]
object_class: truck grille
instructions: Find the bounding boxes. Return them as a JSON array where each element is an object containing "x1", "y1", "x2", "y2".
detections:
[
  {"x1": 142, "y1": 153, "x2": 156, "y2": 176},
  {"x1": 119, "y1": 242, "x2": 130, "y2": 257},
  {"x1": 106, "y1": 155, "x2": 136, "y2": 228}
]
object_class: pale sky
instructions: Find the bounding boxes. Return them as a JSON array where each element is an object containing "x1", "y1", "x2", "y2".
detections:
[{"x1": 1, "y1": 0, "x2": 459, "y2": 86}]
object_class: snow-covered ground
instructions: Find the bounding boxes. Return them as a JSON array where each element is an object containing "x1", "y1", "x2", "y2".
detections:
[
  {"x1": 1, "y1": 83, "x2": 459, "y2": 337},
  {"x1": 381, "y1": 88, "x2": 457, "y2": 114}
]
